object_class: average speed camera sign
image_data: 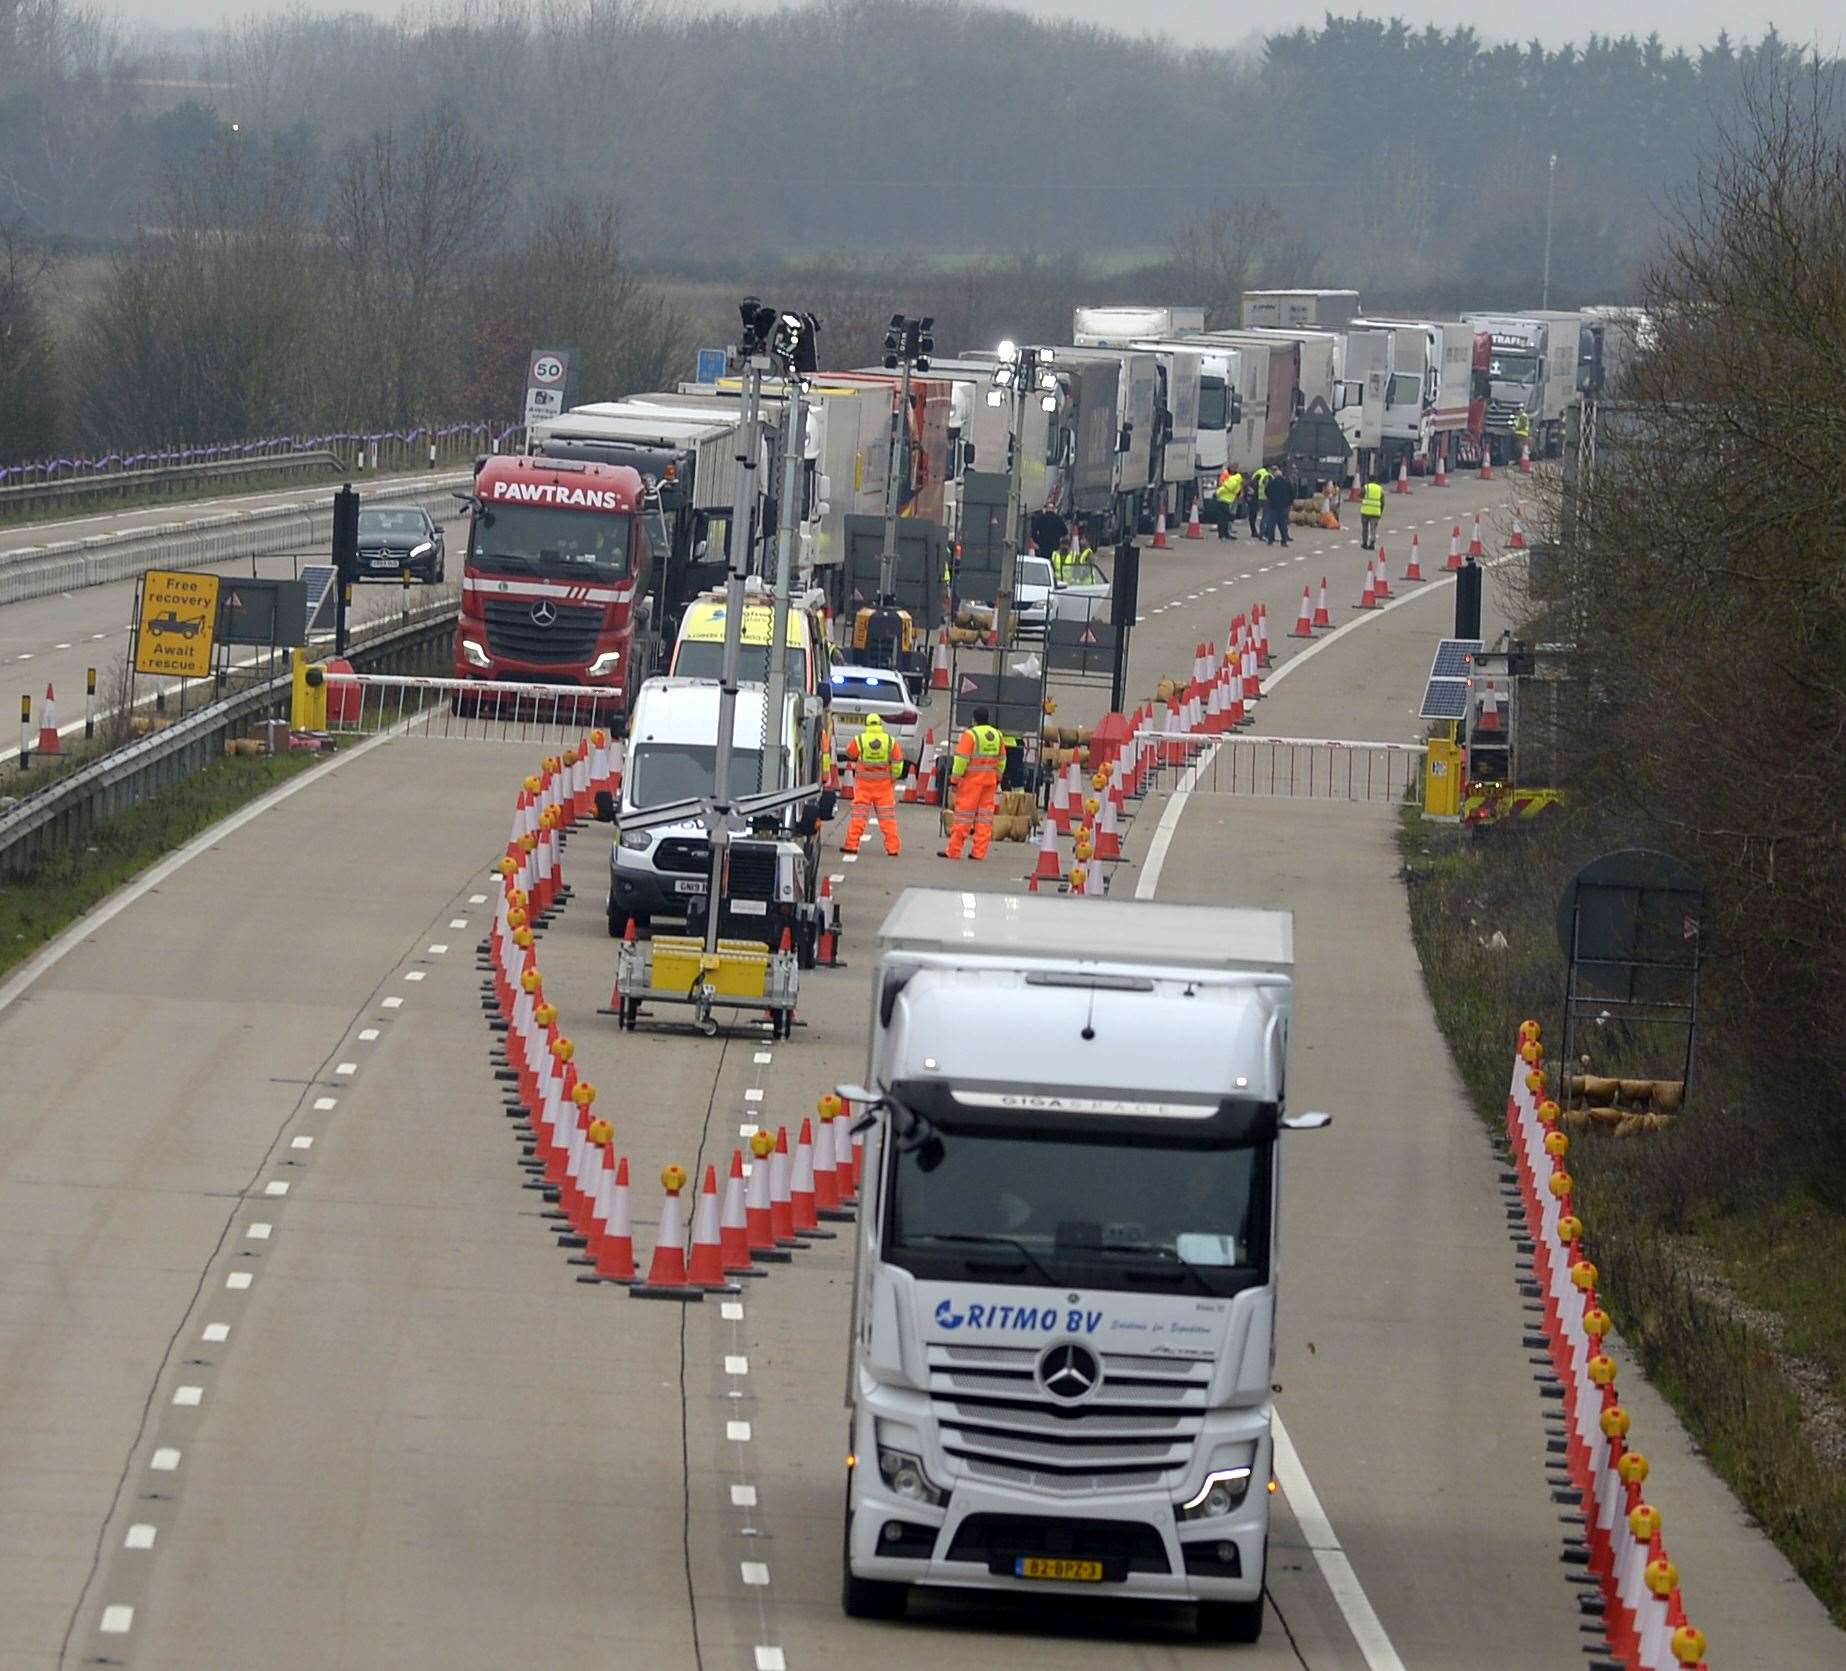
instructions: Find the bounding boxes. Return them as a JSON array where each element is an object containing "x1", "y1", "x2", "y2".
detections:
[{"x1": 524, "y1": 347, "x2": 574, "y2": 429}]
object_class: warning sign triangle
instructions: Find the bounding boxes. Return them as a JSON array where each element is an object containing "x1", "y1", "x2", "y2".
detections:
[
  {"x1": 1077, "y1": 625, "x2": 1098, "y2": 645},
  {"x1": 226, "y1": 590, "x2": 245, "y2": 610},
  {"x1": 957, "y1": 674, "x2": 979, "y2": 695}
]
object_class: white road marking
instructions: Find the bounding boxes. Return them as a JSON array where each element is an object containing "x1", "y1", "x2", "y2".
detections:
[
  {"x1": 721, "y1": 1302, "x2": 744, "y2": 1321},
  {"x1": 264, "y1": 1180, "x2": 289, "y2": 1197},
  {"x1": 358, "y1": 1028, "x2": 380, "y2": 1041},
  {"x1": 755, "y1": 1650, "x2": 787, "y2": 1671},
  {"x1": 225, "y1": 1272, "x2": 252, "y2": 1291},
  {"x1": 124, "y1": 1524, "x2": 157, "y2": 1550},
  {"x1": 381, "y1": 996, "x2": 403, "y2": 1009},
  {"x1": 291, "y1": 1135, "x2": 313, "y2": 1150},
  {"x1": 741, "y1": 1561, "x2": 770, "y2": 1586},
  {"x1": 754, "y1": 1052, "x2": 773, "y2": 1064},
  {"x1": 313, "y1": 1096, "x2": 337, "y2": 1111},
  {"x1": 727, "y1": 1420, "x2": 752, "y2": 1442},
  {"x1": 150, "y1": 1448, "x2": 181, "y2": 1470},
  {"x1": 55, "y1": 642, "x2": 71, "y2": 650},
  {"x1": 468, "y1": 893, "x2": 488, "y2": 904},
  {"x1": 732, "y1": 1484, "x2": 758, "y2": 1507},
  {"x1": 403, "y1": 970, "x2": 425, "y2": 981},
  {"x1": 17, "y1": 652, "x2": 31, "y2": 660},
  {"x1": 202, "y1": 1323, "x2": 230, "y2": 1343},
  {"x1": 246, "y1": 1222, "x2": 272, "y2": 1240},
  {"x1": 335, "y1": 1062, "x2": 356, "y2": 1076},
  {"x1": 449, "y1": 918, "x2": 468, "y2": 928},
  {"x1": 744, "y1": 1088, "x2": 763, "y2": 1103},
  {"x1": 428, "y1": 943, "x2": 448, "y2": 954},
  {"x1": 172, "y1": 1385, "x2": 203, "y2": 1407},
  {"x1": 725, "y1": 1355, "x2": 749, "y2": 1375},
  {"x1": 99, "y1": 1606, "x2": 133, "y2": 1634}
]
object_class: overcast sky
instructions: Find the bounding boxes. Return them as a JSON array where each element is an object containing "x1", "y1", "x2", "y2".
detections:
[{"x1": 114, "y1": 0, "x2": 1843, "y2": 54}]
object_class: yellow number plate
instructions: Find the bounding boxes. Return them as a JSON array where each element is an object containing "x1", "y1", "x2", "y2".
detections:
[{"x1": 1014, "y1": 1556, "x2": 1104, "y2": 1582}]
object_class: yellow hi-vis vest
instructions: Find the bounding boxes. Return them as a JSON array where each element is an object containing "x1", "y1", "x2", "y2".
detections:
[
  {"x1": 1216, "y1": 470, "x2": 1242, "y2": 505},
  {"x1": 1361, "y1": 481, "x2": 1385, "y2": 516},
  {"x1": 952, "y1": 724, "x2": 1004, "y2": 778}
]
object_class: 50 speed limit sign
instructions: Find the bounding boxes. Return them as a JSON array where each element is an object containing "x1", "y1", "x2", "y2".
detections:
[{"x1": 529, "y1": 351, "x2": 567, "y2": 386}]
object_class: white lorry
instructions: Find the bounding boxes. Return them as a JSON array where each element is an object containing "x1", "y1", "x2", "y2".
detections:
[
  {"x1": 1241, "y1": 289, "x2": 1361, "y2": 330},
  {"x1": 1460, "y1": 310, "x2": 1585, "y2": 461},
  {"x1": 838, "y1": 888, "x2": 1329, "y2": 1643}
]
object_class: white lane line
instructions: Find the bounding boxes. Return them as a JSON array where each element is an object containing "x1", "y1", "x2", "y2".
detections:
[
  {"x1": 381, "y1": 996, "x2": 403, "y2": 1009},
  {"x1": 172, "y1": 1385, "x2": 203, "y2": 1407},
  {"x1": 245, "y1": 1222, "x2": 272, "y2": 1240},
  {"x1": 741, "y1": 1561, "x2": 770, "y2": 1586},
  {"x1": 124, "y1": 1524, "x2": 157, "y2": 1550},
  {"x1": 403, "y1": 970, "x2": 426, "y2": 982},
  {"x1": 449, "y1": 918, "x2": 468, "y2": 928},
  {"x1": 755, "y1": 1650, "x2": 787, "y2": 1671},
  {"x1": 225, "y1": 1272, "x2": 252, "y2": 1291},
  {"x1": 754, "y1": 1051, "x2": 773, "y2": 1065},
  {"x1": 727, "y1": 1420, "x2": 752, "y2": 1442},
  {"x1": 313, "y1": 1096, "x2": 337, "y2": 1111},
  {"x1": 335, "y1": 1062, "x2": 357, "y2": 1076},
  {"x1": 99, "y1": 1605, "x2": 133, "y2": 1633},
  {"x1": 291, "y1": 1135, "x2": 313, "y2": 1150},
  {"x1": 739, "y1": 1123, "x2": 758, "y2": 1139},
  {"x1": 1274, "y1": 1415, "x2": 1408, "y2": 1670},
  {"x1": 149, "y1": 1448, "x2": 181, "y2": 1471},
  {"x1": 358, "y1": 1028, "x2": 380, "y2": 1041},
  {"x1": 55, "y1": 642, "x2": 71, "y2": 650},
  {"x1": 428, "y1": 943, "x2": 448, "y2": 954},
  {"x1": 201, "y1": 1323, "x2": 230, "y2": 1343},
  {"x1": 732, "y1": 1484, "x2": 758, "y2": 1507},
  {"x1": 468, "y1": 893, "x2": 488, "y2": 904},
  {"x1": 721, "y1": 1301, "x2": 744, "y2": 1321},
  {"x1": 725, "y1": 1355, "x2": 750, "y2": 1375},
  {"x1": 744, "y1": 1088, "x2": 764, "y2": 1103},
  {"x1": 264, "y1": 1180, "x2": 290, "y2": 1197}
]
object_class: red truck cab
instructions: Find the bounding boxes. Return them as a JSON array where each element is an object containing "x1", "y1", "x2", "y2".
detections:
[{"x1": 455, "y1": 455, "x2": 654, "y2": 710}]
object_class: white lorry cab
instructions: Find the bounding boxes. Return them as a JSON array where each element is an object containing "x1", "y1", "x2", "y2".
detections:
[{"x1": 838, "y1": 889, "x2": 1329, "y2": 1643}]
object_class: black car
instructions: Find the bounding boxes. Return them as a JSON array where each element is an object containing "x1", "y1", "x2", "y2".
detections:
[{"x1": 355, "y1": 506, "x2": 446, "y2": 582}]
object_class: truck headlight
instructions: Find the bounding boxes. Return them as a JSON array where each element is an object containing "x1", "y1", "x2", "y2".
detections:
[
  {"x1": 1179, "y1": 1466, "x2": 1253, "y2": 1521},
  {"x1": 460, "y1": 638, "x2": 490, "y2": 668},
  {"x1": 877, "y1": 1447, "x2": 944, "y2": 1507},
  {"x1": 587, "y1": 650, "x2": 622, "y2": 677},
  {"x1": 619, "y1": 830, "x2": 651, "y2": 851}
]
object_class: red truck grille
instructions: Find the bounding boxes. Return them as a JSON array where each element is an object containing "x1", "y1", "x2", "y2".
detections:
[{"x1": 482, "y1": 599, "x2": 603, "y2": 664}]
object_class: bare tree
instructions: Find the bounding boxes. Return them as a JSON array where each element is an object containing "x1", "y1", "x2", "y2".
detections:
[{"x1": 0, "y1": 224, "x2": 59, "y2": 462}]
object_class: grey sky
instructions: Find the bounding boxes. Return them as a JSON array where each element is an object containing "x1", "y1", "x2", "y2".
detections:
[{"x1": 113, "y1": 0, "x2": 1842, "y2": 54}]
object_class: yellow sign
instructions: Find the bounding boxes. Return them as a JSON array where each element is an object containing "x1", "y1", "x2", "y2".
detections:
[{"x1": 134, "y1": 569, "x2": 220, "y2": 679}]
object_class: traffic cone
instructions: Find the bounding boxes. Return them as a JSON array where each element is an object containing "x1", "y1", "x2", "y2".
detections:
[
  {"x1": 1094, "y1": 789, "x2": 1122, "y2": 860},
  {"x1": 1290, "y1": 586, "x2": 1314, "y2": 638},
  {"x1": 742, "y1": 1130, "x2": 791, "y2": 1261},
  {"x1": 1346, "y1": 465, "x2": 1362, "y2": 502},
  {"x1": 1519, "y1": 440, "x2": 1533, "y2": 475},
  {"x1": 1480, "y1": 440, "x2": 1495, "y2": 481},
  {"x1": 1373, "y1": 549, "x2": 1392, "y2": 598},
  {"x1": 929, "y1": 628, "x2": 950, "y2": 691},
  {"x1": 1510, "y1": 503, "x2": 1527, "y2": 550},
  {"x1": 813, "y1": 1108, "x2": 842, "y2": 1212},
  {"x1": 35, "y1": 685, "x2": 60, "y2": 755},
  {"x1": 915, "y1": 729, "x2": 941, "y2": 805},
  {"x1": 1083, "y1": 854, "x2": 1106, "y2": 896},
  {"x1": 1152, "y1": 504, "x2": 1170, "y2": 549},
  {"x1": 791, "y1": 1117, "x2": 834, "y2": 1238},
  {"x1": 1446, "y1": 525, "x2": 1463, "y2": 572},
  {"x1": 582, "y1": 1152, "x2": 638, "y2": 1284},
  {"x1": 816, "y1": 874, "x2": 840, "y2": 967},
  {"x1": 1255, "y1": 603, "x2": 1272, "y2": 667},
  {"x1": 1312, "y1": 576, "x2": 1332, "y2": 629},
  {"x1": 605, "y1": 916, "x2": 636, "y2": 1013},
  {"x1": 631, "y1": 1165, "x2": 702, "y2": 1300},
  {"x1": 684, "y1": 1165, "x2": 741, "y2": 1293},
  {"x1": 1184, "y1": 496, "x2": 1204, "y2": 539},
  {"x1": 719, "y1": 1149, "x2": 763, "y2": 1276},
  {"x1": 1468, "y1": 512, "x2": 1485, "y2": 560},
  {"x1": 1031, "y1": 815, "x2": 1064, "y2": 882},
  {"x1": 769, "y1": 1126, "x2": 800, "y2": 1247},
  {"x1": 1394, "y1": 457, "x2": 1411, "y2": 494},
  {"x1": 1477, "y1": 681, "x2": 1505, "y2": 733},
  {"x1": 1356, "y1": 561, "x2": 1377, "y2": 609},
  {"x1": 1433, "y1": 447, "x2": 1449, "y2": 487},
  {"x1": 1404, "y1": 534, "x2": 1425, "y2": 582}
]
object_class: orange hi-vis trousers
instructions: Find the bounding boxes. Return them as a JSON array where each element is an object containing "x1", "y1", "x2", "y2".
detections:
[
  {"x1": 945, "y1": 768, "x2": 999, "y2": 859},
  {"x1": 845, "y1": 773, "x2": 900, "y2": 855}
]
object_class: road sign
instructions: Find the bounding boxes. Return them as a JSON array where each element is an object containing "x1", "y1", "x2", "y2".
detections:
[
  {"x1": 524, "y1": 347, "x2": 574, "y2": 430},
  {"x1": 696, "y1": 347, "x2": 728, "y2": 384},
  {"x1": 218, "y1": 577, "x2": 309, "y2": 648},
  {"x1": 134, "y1": 569, "x2": 220, "y2": 678}
]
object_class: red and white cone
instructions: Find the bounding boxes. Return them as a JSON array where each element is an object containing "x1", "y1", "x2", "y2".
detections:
[
  {"x1": 1031, "y1": 815, "x2": 1064, "y2": 883},
  {"x1": 1312, "y1": 576, "x2": 1332, "y2": 629},
  {"x1": 1480, "y1": 440, "x2": 1495, "y2": 481},
  {"x1": 1346, "y1": 465, "x2": 1362, "y2": 502},
  {"x1": 584, "y1": 1153, "x2": 638, "y2": 1284},
  {"x1": 915, "y1": 729, "x2": 941, "y2": 805},
  {"x1": 1255, "y1": 603, "x2": 1272, "y2": 667},
  {"x1": 743, "y1": 1132, "x2": 791, "y2": 1261},
  {"x1": 1509, "y1": 503, "x2": 1527, "y2": 550},
  {"x1": 1183, "y1": 497, "x2": 1203, "y2": 539},
  {"x1": 1373, "y1": 549, "x2": 1392, "y2": 598},
  {"x1": 769, "y1": 1126, "x2": 800, "y2": 1247},
  {"x1": 1152, "y1": 504, "x2": 1170, "y2": 549},
  {"x1": 632, "y1": 1166, "x2": 701, "y2": 1300},
  {"x1": 1446, "y1": 525, "x2": 1463, "y2": 572},
  {"x1": 790, "y1": 1117, "x2": 835, "y2": 1238},
  {"x1": 720, "y1": 1149, "x2": 764, "y2": 1276},
  {"x1": 815, "y1": 1111, "x2": 851, "y2": 1219},
  {"x1": 1356, "y1": 561, "x2": 1377, "y2": 610},
  {"x1": 1468, "y1": 512, "x2": 1485, "y2": 560},
  {"x1": 1433, "y1": 447, "x2": 1449, "y2": 487},
  {"x1": 929, "y1": 628, "x2": 951, "y2": 691},
  {"x1": 1394, "y1": 457, "x2": 1411, "y2": 494},
  {"x1": 1519, "y1": 440, "x2": 1533, "y2": 474},
  {"x1": 36, "y1": 685, "x2": 60, "y2": 755},
  {"x1": 1094, "y1": 789, "x2": 1122, "y2": 860},
  {"x1": 1290, "y1": 586, "x2": 1314, "y2": 638},
  {"x1": 1404, "y1": 534, "x2": 1425, "y2": 582},
  {"x1": 686, "y1": 1165, "x2": 741, "y2": 1293}
]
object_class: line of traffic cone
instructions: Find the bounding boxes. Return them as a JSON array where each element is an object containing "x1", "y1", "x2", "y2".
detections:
[{"x1": 631, "y1": 1164, "x2": 703, "y2": 1301}]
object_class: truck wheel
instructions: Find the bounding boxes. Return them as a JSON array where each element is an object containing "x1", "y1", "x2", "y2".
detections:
[
  {"x1": 840, "y1": 1510, "x2": 908, "y2": 1620},
  {"x1": 1196, "y1": 1597, "x2": 1264, "y2": 1643}
]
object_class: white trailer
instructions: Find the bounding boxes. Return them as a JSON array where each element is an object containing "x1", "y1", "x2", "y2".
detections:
[
  {"x1": 1241, "y1": 289, "x2": 1361, "y2": 331},
  {"x1": 839, "y1": 888, "x2": 1330, "y2": 1644},
  {"x1": 1348, "y1": 318, "x2": 1475, "y2": 473},
  {"x1": 1072, "y1": 305, "x2": 1206, "y2": 344},
  {"x1": 1336, "y1": 327, "x2": 1393, "y2": 470}
]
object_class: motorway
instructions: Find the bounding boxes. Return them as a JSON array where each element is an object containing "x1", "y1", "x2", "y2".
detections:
[{"x1": 2, "y1": 473, "x2": 1840, "y2": 1669}]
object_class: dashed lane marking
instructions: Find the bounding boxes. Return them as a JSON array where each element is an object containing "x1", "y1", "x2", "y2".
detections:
[
  {"x1": 99, "y1": 1606, "x2": 133, "y2": 1634},
  {"x1": 753, "y1": 1052, "x2": 772, "y2": 1065},
  {"x1": 727, "y1": 1420, "x2": 752, "y2": 1442},
  {"x1": 741, "y1": 1561, "x2": 770, "y2": 1586},
  {"x1": 468, "y1": 893, "x2": 488, "y2": 904},
  {"x1": 263, "y1": 1180, "x2": 289, "y2": 1197},
  {"x1": 358, "y1": 1028, "x2": 380, "y2": 1041},
  {"x1": 149, "y1": 1448, "x2": 180, "y2": 1471},
  {"x1": 335, "y1": 1062, "x2": 357, "y2": 1076},
  {"x1": 245, "y1": 1223, "x2": 272, "y2": 1241},
  {"x1": 755, "y1": 1650, "x2": 787, "y2": 1671},
  {"x1": 721, "y1": 1302, "x2": 744, "y2": 1321},
  {"x1": 201, "y1": 1324, "x2": 229, "y2": 1343},
  {"x1": 732, "y1": 1484, "x2": 758, "y2": 1507},
  {"x1": 449, "y1": 918, "x2": 468, "y2": 929},
  {"x1": 403, "y1": 970, "x2": 426, "y2": 981},
  {"x1": 224, "y1": 1272, "x2": 252, "y2": 1291},
  {"x1": 124, "y1": 1525, "x2": 157, "y2": 1550},
  {"x1": 172, "y1": 1386, "x2": 202, "y2": 1407},
  {"x1": 725, "y1": 1355, "x2": 749, "y2": 1375},
  {"x1": 381, "y1": 996, "x2": 403, "y2": 1009},
  {"x1": 291, "y1": 1136, "x2": 313, "y2": 1151},
  {"x1": 428, "y1": 943, "x2": 448, "y2": 954},
  {"x1": 313, "y1": 1096, "x2": 337, "y2": 1111}
]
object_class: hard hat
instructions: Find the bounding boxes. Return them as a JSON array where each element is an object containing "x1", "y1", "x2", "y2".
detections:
[{"x1": 863, "y1": 712, "x2": 886, "y2": 731}]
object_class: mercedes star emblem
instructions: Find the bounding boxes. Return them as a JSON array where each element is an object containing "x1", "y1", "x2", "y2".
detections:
[
  {"x1": 530, "y1": 600, "x2": 557, "y2": 627},
  {"x1": 1038, "y1": 1342, "x2": 1101, "y2": 1402}
]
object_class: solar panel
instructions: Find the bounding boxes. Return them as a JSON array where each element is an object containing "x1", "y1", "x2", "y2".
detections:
[
  {"x1": 1420, "y1": 678, "x2": 1470, "y2": 720},
  {"x1": 1430, "y1": 638, "x2": 1483, "y2": 679},
  {"x1": 300, "y1": 563, "x2": 339, "y2": 634}
]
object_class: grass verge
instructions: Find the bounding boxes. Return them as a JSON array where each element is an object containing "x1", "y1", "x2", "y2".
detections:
[
  {"x1": 1, "y1": 750, "x2": 322, "y2": 981},
  {"x1": 1398, "y1": 806, "x2": 1846, "y2": 1627}
]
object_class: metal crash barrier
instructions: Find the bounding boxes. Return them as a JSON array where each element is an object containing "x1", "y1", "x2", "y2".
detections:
[
  {"x1": 1187, "y1": 735, "x2": 1426, "y2": 803},
  {"x1": 308, "y1": 671, "x2": 619, "y2": 744}
]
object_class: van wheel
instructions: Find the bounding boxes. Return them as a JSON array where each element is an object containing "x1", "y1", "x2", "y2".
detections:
[
  {"x1": 840, "y1": 1508, "x2": 908, "y2": 1620},
  {"x1": 608, "y1": 908, "x2": 628, "y2": 939},
  {"x1": 1196, "y1": 1597, "x2": 1264, "y2": 1643}
]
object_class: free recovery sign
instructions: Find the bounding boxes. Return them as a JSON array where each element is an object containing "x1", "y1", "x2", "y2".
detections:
[{"x1": 134, "y1": 569, "x2": 221, "y2": 679}]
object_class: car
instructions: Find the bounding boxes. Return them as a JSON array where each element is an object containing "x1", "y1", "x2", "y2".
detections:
[
  {"x1": 1013, "y1": 553, "x2": 1054, "y2": 639},
  {"x1": 826, "y1": 664, "x2": 921, "y2": 765},
  {"x1": 356, "y1": 505, "x2": 445, "y2": 582},
  {"x1": 147, "y1": 610, "x2": 203, "y2": 638}
]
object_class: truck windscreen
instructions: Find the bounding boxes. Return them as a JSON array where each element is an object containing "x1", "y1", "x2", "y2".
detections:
[
  {"x1": 628, "y1": 742, "x2": 768, "y2": 809},
  {"x1": 471, "y1": 504, "x2": 633, "y2": 579},
  {"x1": 886, "y1": 1125, "x2": 1268, "y2": 1297},
  {"x1": 1488, "y1": 352, "x2": 1539, "y2": 386},
  {"x1": 1197, "y1": 378, "x2": 1229, "y2": 430}
]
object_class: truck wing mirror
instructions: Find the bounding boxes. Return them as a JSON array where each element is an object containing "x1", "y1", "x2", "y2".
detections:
[
  {"x1": 816, "y1": 788, "x2": 839, "y2": 821},
  {"x1": 1282, "y1": 1111, "x2": 1333, "y2": 1130},
  {"x1": 593, "y1": 790, "x2": 617, "y2": 823},
  {"x1": 836, "y1": 1081, "x2": 879, "y2": 1105}
]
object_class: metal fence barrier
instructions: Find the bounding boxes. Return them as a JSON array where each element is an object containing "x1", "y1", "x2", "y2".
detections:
[
  {"x1": 321, "y1": 675, "x2": 618, "y2": 747},
  {"x1": 1185, "y1": 735, "x2": 1426, "y2": 803}
]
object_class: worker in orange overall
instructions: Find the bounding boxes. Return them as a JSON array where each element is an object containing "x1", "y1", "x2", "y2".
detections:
[
  {"x1": 843, "y1": 713, "x2": 903, "y2": 856},
  {"x1": 939, "y1": 705, "x2": 1005, "y2": 860}
]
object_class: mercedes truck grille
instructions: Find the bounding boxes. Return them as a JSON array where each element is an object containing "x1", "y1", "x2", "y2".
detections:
[
  {"x1": 482, "y1": 599, "x2": 602, "y2": 664},
  {"x1": 924, "y1": 1343, "x2": 1209, "y2": 1485}
]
